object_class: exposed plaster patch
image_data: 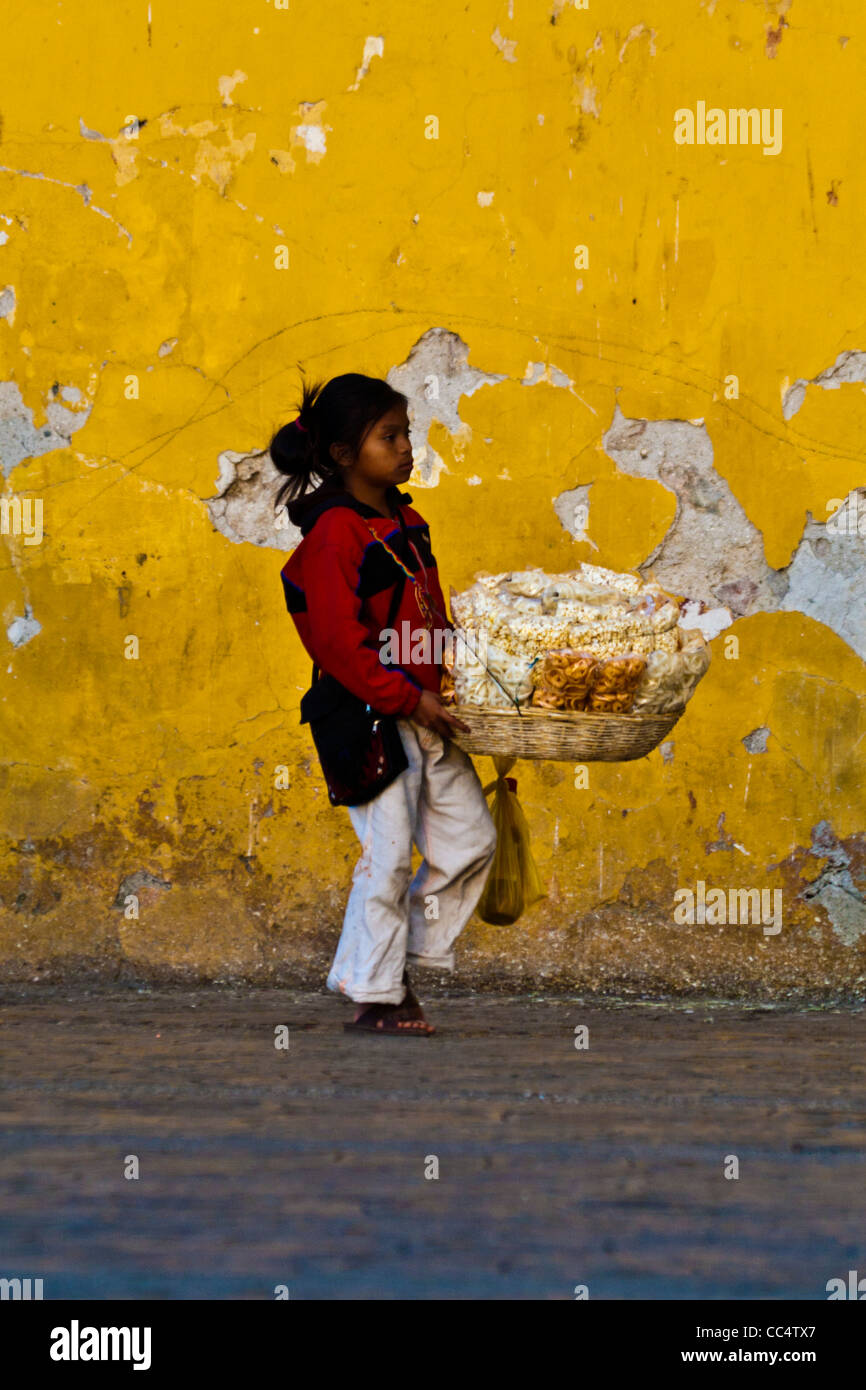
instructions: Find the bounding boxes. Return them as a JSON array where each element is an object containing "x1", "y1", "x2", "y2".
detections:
[
  {"x1": 491, "y1": 27, "x2": 518, "y2": 62},
  {"x1": 618, "y1": 24, "x2": 657, "y2": 62},
  {"x1": 111, "y1": 869, "x2": 172, "y2": 910},
  {"x1": 782, "y1": 349, "x2": 866, "y2": 420},
  {"x1": 603, "y1": 407, "x2": 787, "y2": 617},
  {"x1": 578, "y1": 81, "x2": 601, "y2": 118},
  {"x1": 269, "y1": 103, "x2": 331, "y2": 172},
  {"x1": 477, "y1": 191, "x2": 495, "y2": 207},
  {"x1": 206, "y1": 449, "x2": 301, "y2": 551},
  {"x1": 0, "y1": 379, "x2": 92, "y2": 478},
  {"x1": 348, "y1": 36, "x2": 385, "y2": 90},
  {"x1": 6, "y1": 606, "x2": 41, "y2": 648},
  {"x1": 0, "y1": 287, "x2": 16, "y2": 333},
  {"x1": 0, "y1": 166, "x2": 132, "y2": 243},
  {"x1": 799, "y1": 822, "x2": 866, "y2": 946},
  {"x1": 596, "y1": 407, "x2": 866, "y2": 659},
  {"x1": 79, "y1": 119, "x2": 107, "y2": 141},
  {"x1": 522, "y1": 361, "x2": 573, "y2": 388},
  {"x1": 149, "y1": 110, "x2": 257, "y2": 196},
  {"x1": 386, "y1": 328, "x2": 507, "y2": 486},
  {"x1": 218, "y1": 70, "x2": 248, "y2": 105},
  {"x1": 553, "y1": 482, "x2": 597, "y2": 550},
  {"x1": 158, "y1": 338, "x2": 178, "y2": 358},
  {"x1": 659, "y1": 741, "x2": 675, "y2": 764},
  {"x1": 742, "y1": 726, "x2": 770, "y2": 754},
  {"x1": 293, "y1": 102, "x2": 330, "y2": 160},
  {"x1": 0, "y1": 286, "x2": 15, "y2": 323},
  {"x1": 214, "y1": 453, "x2": 236, "y2": 495},
  {"x1": 780, "y1": 491, "x2": 866, "y2": 661}
]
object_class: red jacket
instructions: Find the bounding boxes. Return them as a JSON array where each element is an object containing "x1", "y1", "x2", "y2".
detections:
[{"x1": 280, "y1": 485, "x2": 451, "y2": 717}]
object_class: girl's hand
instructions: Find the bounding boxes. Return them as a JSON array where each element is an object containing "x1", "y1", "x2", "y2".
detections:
[{"x1": 411, "y1": 689, "x2": 471, "y2": 737}]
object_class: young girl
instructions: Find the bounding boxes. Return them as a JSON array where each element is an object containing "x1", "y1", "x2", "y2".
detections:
[{"x1": 271, "y1": 372, "x2": 498, "y2": 1037}]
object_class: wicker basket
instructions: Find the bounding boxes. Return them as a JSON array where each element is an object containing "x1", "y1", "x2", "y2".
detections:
[{"x1": 448, "y1": 703, "x2": 684, "y2": 762}]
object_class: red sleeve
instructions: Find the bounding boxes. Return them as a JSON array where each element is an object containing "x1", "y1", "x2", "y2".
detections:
[{"x1": 303, "y1": 519, "x2": 423, "y2": 717}]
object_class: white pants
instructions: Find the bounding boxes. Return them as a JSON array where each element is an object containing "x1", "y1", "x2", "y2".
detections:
[{"x1": 326, "y1": 719, "x2": 498, "y2": 1005}]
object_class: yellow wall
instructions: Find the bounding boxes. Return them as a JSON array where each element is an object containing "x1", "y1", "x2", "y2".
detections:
[{"x1": 2, "y1": 1, "x2": 865, "y2": 992}]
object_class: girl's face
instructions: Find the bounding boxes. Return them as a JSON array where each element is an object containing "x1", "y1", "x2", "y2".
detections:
[{"x1": 347, "y1": 406, "x2": 414, "y2": 489}]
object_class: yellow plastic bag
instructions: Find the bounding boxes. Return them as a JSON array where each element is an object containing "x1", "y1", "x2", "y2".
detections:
[{"x1": 476, "y1": 756, "x2": 547, "y2": 926}]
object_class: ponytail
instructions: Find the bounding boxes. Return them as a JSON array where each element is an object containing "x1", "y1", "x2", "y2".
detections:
[
  {"x1": 269, "y1": 376, "x2": 335, "y2": 518},
  {"x1": 270, "y1": 371, "x2": 408, "y2": 527}
]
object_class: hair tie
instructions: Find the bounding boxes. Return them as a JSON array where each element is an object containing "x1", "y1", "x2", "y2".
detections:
[{"x1": 293, "y1": 417, "x2": 308, "y2": 433}]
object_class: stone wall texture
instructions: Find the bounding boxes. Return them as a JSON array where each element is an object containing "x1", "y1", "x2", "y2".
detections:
[{"x1": 1, "y1": 1, "x2": 864, "y2": 995}]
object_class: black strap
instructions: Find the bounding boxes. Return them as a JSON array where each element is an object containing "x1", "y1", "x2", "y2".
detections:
[{"x1": 311, "y1": 505, "x2": 409, "y2": 685}]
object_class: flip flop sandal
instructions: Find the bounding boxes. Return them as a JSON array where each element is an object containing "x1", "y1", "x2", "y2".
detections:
[{"x1": 344, "y1": 1001, "x2": 435, "y2": 1036}]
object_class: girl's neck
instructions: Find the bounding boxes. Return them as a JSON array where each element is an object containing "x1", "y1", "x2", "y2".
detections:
[{"x1": 343, "y1": 477, "x2": 395, "y2": 519}]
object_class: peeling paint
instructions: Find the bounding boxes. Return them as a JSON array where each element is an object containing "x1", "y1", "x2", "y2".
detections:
[
  {"x1": 603, "y1": 407, "x2": 787, "y2": 617},
  {"x1": 348, "y1": 36, "x2": 385, "y2": 90},
  {"x1": 742, "y1": 727, "x2": 771, "y2": 754},
  {"x1": 112, "y1": 870, "x2": 172, "y2": 910},
  {"x1": 783, "y1": 350, "x2": 866, "y2": 421},
  {"x1": 600, "y1": 408, "x2": 866, "y2": 662},
  {"x1": 386, "y1": 329, "x2": 507, "y2": 486},
  {"x1": 0, "y1": 380, "x2": 91, "y2": 477},
  {"x1": 218, "y1": 70, "x2": 248, "y2": 106},
  {"x1": 491, "y1": 28, "x2": 517, "y2": 63},
  {"x1": 800, "y1": 823, "x2": 866, "y2": 947},
  {"x1": 6, "y1": 607, "x2": 40, "y2": 648},
  {"x1": 207, "y1": 449, "x2": 297, "y2": 551}
]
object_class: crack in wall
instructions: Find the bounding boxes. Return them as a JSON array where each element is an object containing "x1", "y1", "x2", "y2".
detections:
[{"x1": 0, "y1": 165, "x2": 133, "y2": 243}]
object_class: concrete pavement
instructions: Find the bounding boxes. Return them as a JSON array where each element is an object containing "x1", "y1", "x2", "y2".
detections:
[{"x1": 1, "y1": 985, "x2": 864, "y2": 1299}]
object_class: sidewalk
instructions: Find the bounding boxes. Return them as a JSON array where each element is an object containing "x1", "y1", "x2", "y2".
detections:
[{"x1": 1, "y1": 986, "x2": 864, "y2": 1299}]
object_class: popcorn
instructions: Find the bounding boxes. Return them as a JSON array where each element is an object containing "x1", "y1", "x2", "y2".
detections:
[
  {"x1": 448, "y1": 563, "x2": 710, "y2": 713},
  {"x1": 453, "y1": 639, "x2": 537, "y2": 709}
]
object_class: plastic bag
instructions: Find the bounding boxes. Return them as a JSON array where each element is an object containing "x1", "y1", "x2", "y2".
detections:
[{"x1": 476, "y1": 756, "x2": 547, "y2": 925}]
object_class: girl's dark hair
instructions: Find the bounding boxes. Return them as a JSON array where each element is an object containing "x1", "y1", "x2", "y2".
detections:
[{"x1": 270, "y1": 372, "x2": 408, "y2": 525}]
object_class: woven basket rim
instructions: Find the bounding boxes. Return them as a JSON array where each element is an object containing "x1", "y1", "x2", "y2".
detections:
[{"x1": 450, "y1": 703, "x2": 686, "y2": 723}]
